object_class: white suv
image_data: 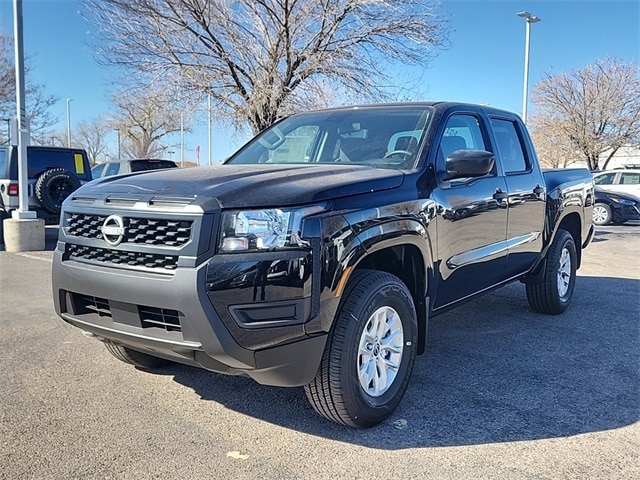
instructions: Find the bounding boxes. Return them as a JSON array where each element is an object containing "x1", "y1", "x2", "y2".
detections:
[{"x1": 593, "y1": 169, "x2": 640, "y2": 197}]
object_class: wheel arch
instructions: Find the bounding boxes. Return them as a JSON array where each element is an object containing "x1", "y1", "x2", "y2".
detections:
[
  {"x1": 556, "y1": 212, "x2": 582, "y2": 268},
  {"x1": 346, "y1": 233, "x2": 433, "y2": 355}
]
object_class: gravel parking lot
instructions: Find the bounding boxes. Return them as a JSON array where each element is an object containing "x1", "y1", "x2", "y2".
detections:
[{"x1": 1, "y1": 224, "x2": 638, "y2": 479}]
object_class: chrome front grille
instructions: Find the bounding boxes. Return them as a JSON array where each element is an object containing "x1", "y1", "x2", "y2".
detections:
[
  {"x1": 66, "y1": 213, "x2": 193, "y2": 246},
  {"x1": 68, "y1": 244, "x2": 179, "y2": 270}
]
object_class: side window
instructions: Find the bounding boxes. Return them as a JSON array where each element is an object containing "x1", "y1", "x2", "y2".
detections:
[
  {"x1": 105, "y1": 163, "x2": 120, "y2": 176},
  {"x1": 620, "y1": 172, "x2": 640, "y2": 185},
  {"x1": 0, "y1": 148, "x2": 7, "y2": 177},
  {"x1": 593, "y1": 173, "x2": 616, "y2": 185},
  {"x1": 490, "y1": 118, "x2": 529, "y2": 174},
  {"x1": 91, "y1": 164, "x2": 106, "y2": 178},
  {"x1": 439, "y1": 114, "x2": 487, "y2": 160},
  {"x1": 437, "y1": 114, "x2": 490, "y2": 182}
]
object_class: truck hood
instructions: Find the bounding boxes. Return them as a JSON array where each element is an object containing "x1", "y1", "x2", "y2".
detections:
[{"x1": 82, "y1": 164, "x2": 404, "y2": 209}]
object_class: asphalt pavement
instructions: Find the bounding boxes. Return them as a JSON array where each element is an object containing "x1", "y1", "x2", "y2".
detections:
[{"x1": 0, "y1": 224, "x2": 638, "y2": 479}]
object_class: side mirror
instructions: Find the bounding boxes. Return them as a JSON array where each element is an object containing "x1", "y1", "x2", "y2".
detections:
[{"x1": 443, "y1": 149, "x2": 495, "y2": 180}]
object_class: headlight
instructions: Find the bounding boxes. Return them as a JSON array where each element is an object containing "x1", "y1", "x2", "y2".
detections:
[
  {"x1": 219, "y1": 206, "x2": 322, "y2": 252},
  {"x1": 610, "y1": 197, "x2": 634, "y2": 205}
]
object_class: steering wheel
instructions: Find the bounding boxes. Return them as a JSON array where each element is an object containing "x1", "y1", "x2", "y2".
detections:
[{"x1": 383, "y1": 150, "x2": 412, "y2": 159}]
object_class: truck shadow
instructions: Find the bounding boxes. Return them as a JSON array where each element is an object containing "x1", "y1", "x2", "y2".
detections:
[{"x1": 163, "y1": 275, "x2": 639, "y2": 449}]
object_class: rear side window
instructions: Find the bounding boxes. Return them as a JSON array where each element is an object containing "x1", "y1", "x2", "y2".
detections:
[
  {"x1": 490, "y1": 118, "x2": 529, "y2": 174},
  {"x1": 594, "y1": 173, "x2": 616, "y2": 185},
  {"x1": 620, "y1": 172, "x2": 640, "y2": 185},
  {"x1": 130, "y1": 160, "x2": 178, "y2": 172},
  {"x1": 0, "y1": 148, "x2": 7, "y2": 177},
  {"x1": 26, "y1": 148, "x2": 91, "y2": 180}
]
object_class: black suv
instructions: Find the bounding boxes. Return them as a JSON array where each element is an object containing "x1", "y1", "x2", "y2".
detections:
[{"x1": 0, "y1": 145, "x2": 92, "y2": 223}]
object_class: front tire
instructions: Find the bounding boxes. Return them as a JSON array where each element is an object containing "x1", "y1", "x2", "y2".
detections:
[
  {"x1": 304, "y1": 270, "x2": 418, "y2": 428},
  {"x1": 104, "y1": 341, "x2": 173, "y2": 369},
  {"x1": 526, "y1": 230, "x2": 577, "y2": 314},
  {"x1": 592, "y1": 203, "x2": 612, "y2": 226}
]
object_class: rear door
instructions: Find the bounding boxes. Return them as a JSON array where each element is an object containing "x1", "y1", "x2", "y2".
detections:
[
  {"x1": 489, "y1": 116, "x2": 545, "y2": 277},
  {"x1": 432, "y1": 111, "x2": 509, "y2": 309},
  {"x1": 617, "y1": 171, "x2": 640, "y2": 196}
]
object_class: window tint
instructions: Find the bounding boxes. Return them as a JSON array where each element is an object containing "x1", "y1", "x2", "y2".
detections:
[
  {"x1": 490, "y1": 118, "x2": 528, "y2": 173},
  {"x1": 130, "y1": 160, "x2": 178, "y2": 172},
  {"x1": 27, "y1": 148, "x2": 91, "y2": 180},
  {"x1": 620, "y1": 172, "x2": 640, "y2": 185},
  {"x1": 593, "y1": 173, "x2": 616, "y2": 185}
]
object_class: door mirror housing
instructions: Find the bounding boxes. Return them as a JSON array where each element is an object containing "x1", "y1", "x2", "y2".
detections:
[{"x1": 443, "y1": 150, "x2": 495, "y2": 180}]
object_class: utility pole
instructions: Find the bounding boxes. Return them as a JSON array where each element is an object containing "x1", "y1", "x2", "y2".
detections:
[
  {"x1": 4, "y1": 0, "x2": 44, "y2": 253},
  {"x1": 12, "y1": 0, "x2": 33, "y2": 219},
  {"x1": 517, "y1": 11, "x2": 541, "y2": 124},
  {"x1": 66, "y1": 98, "x2": 72, "y2": 147}
]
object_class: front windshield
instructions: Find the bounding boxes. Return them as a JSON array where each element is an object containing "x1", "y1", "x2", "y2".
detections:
[{"x1": 227, "y1": 106, "x2": 432, "y2": 170}]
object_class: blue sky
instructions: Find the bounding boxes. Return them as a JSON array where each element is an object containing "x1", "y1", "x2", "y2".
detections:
[{"x1": 1, "y1": 0, "x2": 639, "y2": 163}]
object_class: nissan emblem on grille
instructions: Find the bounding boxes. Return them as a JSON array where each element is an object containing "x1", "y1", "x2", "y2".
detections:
[{"x1": 100, "y1": 215, "x2": 125, "y2": 246}]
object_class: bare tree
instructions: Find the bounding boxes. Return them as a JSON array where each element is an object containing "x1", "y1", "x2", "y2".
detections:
[
  {"x1": 529, "y1": 117, "x2": 579, "y2": 169},
  {"x1": 531, "y1": 58, "x2": 640, "y2": 171},
  {"x1": 76, "y1": 116, "x2": 113, "y2": 165},
  {"x1": 83, "y1": 0, "x2": 447, "y2": 134},
  {"x1": 111, "y1": 86, "x2": 188, "y2": 159},
  {"x1": 0, "y1": 31, "x2": 58, "y2": 144}
]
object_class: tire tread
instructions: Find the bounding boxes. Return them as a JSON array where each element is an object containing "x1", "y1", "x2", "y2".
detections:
[{"x1": 304, "y1": 269, "x2": 416, "y2": 427}]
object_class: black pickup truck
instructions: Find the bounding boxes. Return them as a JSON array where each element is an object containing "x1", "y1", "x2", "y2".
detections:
[{"x1": 52, "y1": 102, "x2": 594, "y2": 428}]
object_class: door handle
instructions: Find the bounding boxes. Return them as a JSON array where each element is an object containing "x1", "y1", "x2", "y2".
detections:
[
  {"x1": 493, "y1": 189, "x2": 508, "y2": 201},
  {"x1": 533, "y1": 185, "x2": 544, "y2": 195}
]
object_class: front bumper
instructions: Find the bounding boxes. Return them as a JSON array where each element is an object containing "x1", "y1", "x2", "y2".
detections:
[
  {"x1": 612, "y1": 203, "x2": 640, "y2": 223},
  {"x1": 53, "y1": 250, "x2": 326, "y2": 387}
]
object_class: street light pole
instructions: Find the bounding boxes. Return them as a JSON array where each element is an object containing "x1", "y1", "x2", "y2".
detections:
[
  {"x1": 517, "y1": 11, "x2": 541, "y2": 124},
  {"x1": 66, "y1": 97, "x2": 72, "y2": 147},
  {"x1": 180, "y1": 112, "x2": 184, "y2": 167},
  {"x1": 207, "y1": 93, "x2": 212, "y2": 166}
]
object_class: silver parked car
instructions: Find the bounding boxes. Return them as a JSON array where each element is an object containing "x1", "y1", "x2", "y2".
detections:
[{"x1": 91, "y1": 159, "x2": 178, "y2": 178}]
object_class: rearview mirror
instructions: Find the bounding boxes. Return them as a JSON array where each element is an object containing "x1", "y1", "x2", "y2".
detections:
[{"x1": 443, "y1": 150, "x2": 495, "y2": 180}]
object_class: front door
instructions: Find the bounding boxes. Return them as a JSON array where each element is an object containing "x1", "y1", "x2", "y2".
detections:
[{"x1": 432, "y1": 113, "x2": 509, "y2": 309}]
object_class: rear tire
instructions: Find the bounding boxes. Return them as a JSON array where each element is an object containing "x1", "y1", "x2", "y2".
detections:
[
  {"x1": 304, "y1": 270, "x2": 418, "y2": 428},
  {"x1": 526, "y1": 230, "x2": 577, "y2": 314},
  {"x1": 104, "y1": 341, "x2": 173, "y2": 369}
]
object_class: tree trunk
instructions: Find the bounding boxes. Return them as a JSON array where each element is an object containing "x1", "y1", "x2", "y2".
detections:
[{"x1": 600, "y1": 147, "x2": 620, "y2": 170}]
